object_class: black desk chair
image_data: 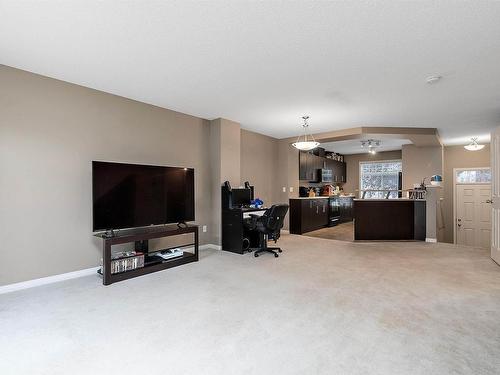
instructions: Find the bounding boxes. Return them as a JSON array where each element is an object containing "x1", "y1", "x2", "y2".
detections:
[{"x1": 244, "y1": 204, "x2": 289, "y2": 258}]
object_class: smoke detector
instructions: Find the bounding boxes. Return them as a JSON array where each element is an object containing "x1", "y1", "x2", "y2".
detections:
[{"x1": 426, "y1": 75, "x2": 442, "y2": 84}]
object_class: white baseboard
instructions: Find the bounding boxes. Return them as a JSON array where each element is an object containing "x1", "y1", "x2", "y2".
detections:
[
  {"x1": 0, "y1": 244, "x2": 222, "y2": 295},
  {"x1": 426, "y1": 238, "x2": 438, "y2": 243},
  {"x1": 281, "y1": 230, "x2": 290, "y2": 234},
  {"x1": 201, "y1": 244, "x2": 221, "y2": 250},
  {"x1": 0, "y1": 266, "x2": 100, "y2": 295}
]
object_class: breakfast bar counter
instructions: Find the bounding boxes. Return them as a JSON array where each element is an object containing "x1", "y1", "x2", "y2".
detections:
[{"x1": 353, "y1": 199, "x2": 426, "y2": 241}]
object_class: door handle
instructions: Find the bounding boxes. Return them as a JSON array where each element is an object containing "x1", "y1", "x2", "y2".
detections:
[{"x1": 485, "y1": 199, "x2": 493, "y2": 204}]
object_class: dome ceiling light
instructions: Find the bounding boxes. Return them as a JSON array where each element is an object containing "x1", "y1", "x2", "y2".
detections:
[
  {"x1": 464, "y1": 137, "x2": 485, "y2": 151},
  {"x1": 292, "y1": 116, "x2": 320, "y2": 151}
]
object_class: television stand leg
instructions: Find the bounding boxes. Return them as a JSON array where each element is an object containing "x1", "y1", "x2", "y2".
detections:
[{"x1": 135, "y1": 240, "x2": 149, "y2": 253}]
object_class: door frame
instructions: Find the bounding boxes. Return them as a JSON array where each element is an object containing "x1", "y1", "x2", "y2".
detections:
[{"x1": 453, "y1": 167, "x2": 491, "y2": 244}]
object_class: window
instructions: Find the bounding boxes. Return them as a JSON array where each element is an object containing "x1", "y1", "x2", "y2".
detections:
[
  {"x1": 360, "y1": 160, "x2": 402, "y2": 199},
  {"x1": 455, "y1": 168, "x2": 491, "y2": 184}
]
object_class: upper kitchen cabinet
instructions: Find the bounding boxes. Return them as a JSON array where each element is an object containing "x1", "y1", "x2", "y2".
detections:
[
  {"x1": 299, "y1": 151, "x2": 325, "y2": 181},
  {"x1": 300, "y1": 150, "x2": 346, "y2": 182},
  {"x1": 299, "y1": 151, "x2": 308, "y2": 180}
]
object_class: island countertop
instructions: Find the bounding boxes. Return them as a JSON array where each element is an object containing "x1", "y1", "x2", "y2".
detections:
[
  {"x1": 291, "y1": 195, "x2": 355, "y2": 200},
  {"x1": 353, "y1": 199, "x2": 426, "y2": 241}
]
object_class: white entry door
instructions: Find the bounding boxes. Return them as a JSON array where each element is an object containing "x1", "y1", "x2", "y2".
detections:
[
  {"x1": 491, "y1": 127, "x2": 500, "y2": 264},
  {"x1": 456, "y1": 184, "x2": 491, "y2": 248}
]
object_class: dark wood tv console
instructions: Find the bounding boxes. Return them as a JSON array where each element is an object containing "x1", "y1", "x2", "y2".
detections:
[{"x1": 95, "y1": 224, "x2": 199, "y2": 285}]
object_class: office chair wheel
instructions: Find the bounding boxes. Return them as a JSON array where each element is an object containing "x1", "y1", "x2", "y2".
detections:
[
  {"x1": 274, "y1": 253, "x2": 279, "y2": 258},
  {"x1": 278, "y1": 249, "x2": 282, "y2": 253},
  {"x1": 254, "y1": 253, "x2": 259, "y2": 257}
]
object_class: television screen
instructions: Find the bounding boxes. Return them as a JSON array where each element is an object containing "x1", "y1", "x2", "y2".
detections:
[{"x1": 92, "y1": 161, "x2": 194, "y2": 231}]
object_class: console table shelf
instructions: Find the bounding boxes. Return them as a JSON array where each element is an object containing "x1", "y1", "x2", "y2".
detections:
[{"x1": 95, "y1": 224, "x2": 199, "y2": 285}]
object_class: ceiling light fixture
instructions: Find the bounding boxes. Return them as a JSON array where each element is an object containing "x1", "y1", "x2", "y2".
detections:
[
  {"x1": 426, "y1": 75, "x2": 442, "y2": 84},
  {"x1": 464, "y1": 137, "x2": 485, "y2": 151},
  {"x1": 361, "y1": 139, "x2": 381, "y2": 154},
  {"x1": 292, "y1": 116, "x2": 320, "y2": 151}
]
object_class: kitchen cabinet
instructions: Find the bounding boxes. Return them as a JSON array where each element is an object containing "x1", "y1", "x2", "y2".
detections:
[
  {"x1": 299, "y1": 152, "x2": 324, "y2": 181},
  {"x1": 299, "y1": 151, "x2": 309, "y2": 180},
  {"x1": 300, "y1": 151, "x2": 346, "y2": 182},
  {"x1": 326, "y1": 159, "x2": 347, "y2": 183},
  {"x1": 289, "y1": 198, "x2": 329, "y2": 234},
  {"x1": 299, "y1": 152, "x2": 319, "y2": 181},
  {"x1": 338, "y1": 197, "x2": 354, "y2": 222}
]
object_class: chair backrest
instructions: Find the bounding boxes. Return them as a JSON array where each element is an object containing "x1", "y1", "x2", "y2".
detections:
[{"x1": 261, "y1": 204, "x2": 289, "y2": 233}]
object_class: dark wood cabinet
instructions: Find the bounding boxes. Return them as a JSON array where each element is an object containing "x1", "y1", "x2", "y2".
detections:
[
  {"x1": 299, "y1": 151, "x2": 309, "y2": 180},
  {"x1": 312, "y1": 154, "x2": 325, "y2": 171},
  {"x1": 326, "y1": 159, "x2": 346, "y2": 183},
  {"x1": 353, "y1": 200, "x2": 426, "y2": 241},
  {"x1": 300, "y1": 151, "x2": 346, "y2": 182},
  {"x1": 299, "y1": 151, "x2": 318, "y2": 181},
  {"x1": 338, "y1": 197, "x2": 354, "y2": 222},
  {"x1": 289, "y1": 198, "x2": 329, "y2": 234},
  {"x1": 315, "y1": 198, "x2": 329, "y2": 227}
]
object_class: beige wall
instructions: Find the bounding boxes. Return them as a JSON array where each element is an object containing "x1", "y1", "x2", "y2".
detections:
[
  {"x1": 402, "y1": 144, "x2": 444, "y2": 190},
  {"x1": 0, "y1": 66, "x2": 214, "y2": 285},
  {"x1": 442, "y1": 144, "x2": 490, "y2": 243},
  {"x1": 240, "y1": 129, "x2": 279, "y2": 205},
  {"x1": 343, "y1": 150, "x2": 403, "y2": 196},
  {"x1": 209, "y1": 118, "x2": 241, "y2": 245},
  {"x1": 275, "y1": 139, "x2": 300, "y2": 229}
]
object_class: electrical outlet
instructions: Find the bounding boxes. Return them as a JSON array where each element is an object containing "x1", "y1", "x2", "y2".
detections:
[
  {"x1": 282, "y1": 187, "x2": 286, "y2": 193},
  {"x1": 202, "y1": 225, "x2": 207, "y2": 233},
  {"x1": 289, "y1": 187, "x2": 294, "y2": 193}
]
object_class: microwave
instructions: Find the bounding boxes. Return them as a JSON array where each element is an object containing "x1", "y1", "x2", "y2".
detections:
[{"x1": 317, "y1": 169, "x2": 333, "y2": 183}]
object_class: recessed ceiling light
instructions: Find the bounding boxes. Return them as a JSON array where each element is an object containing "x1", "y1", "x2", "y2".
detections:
[{"x1": 426, "y1": 75, "x2": 442, "y2": 84}]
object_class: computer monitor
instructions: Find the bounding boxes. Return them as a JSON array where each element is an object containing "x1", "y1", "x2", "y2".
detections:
[{"x1": 232, "y1": 188, "x2": 252, "y2": 207}]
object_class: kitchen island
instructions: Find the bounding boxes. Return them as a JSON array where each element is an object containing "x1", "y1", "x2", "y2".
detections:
[{"x1": 353, "y1": 199, "x2": 426, "y2": 241}]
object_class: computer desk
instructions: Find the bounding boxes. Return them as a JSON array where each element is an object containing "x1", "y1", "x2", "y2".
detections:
[
  {"x1": 221, "y1": 206, "x2": 268, "y2": 254},
  {"x1": 241, "y1": 206, "x2": 267, "y2": 218}
]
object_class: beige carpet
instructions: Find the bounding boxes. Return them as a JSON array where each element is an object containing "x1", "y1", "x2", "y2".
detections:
[
  {"x1": 305, "y1": 221, "x2": 354, "y2": 241},
  {"x1": 1, "y1": 234, "x2": 500, "y2": 374}
]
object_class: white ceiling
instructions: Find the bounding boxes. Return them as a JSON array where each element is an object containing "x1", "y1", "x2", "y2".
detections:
[
  {"x1": 321, "y1": 138, "x2": 412, "y2": 155},
  {"x1": 1, "y1": 1, "x2": 500, "y2": 145}
]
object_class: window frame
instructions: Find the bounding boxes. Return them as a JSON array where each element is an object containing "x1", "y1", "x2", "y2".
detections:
[
  {"x1": 454, "y1": 167, "x2": 491, "y2": 185},
  {"x1": 359, "y1": 159, "x2": 403, "y2": 199}
]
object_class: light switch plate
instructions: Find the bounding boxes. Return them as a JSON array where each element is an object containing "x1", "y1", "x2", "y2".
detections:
[
  {"x1": 202, "y1": 225, "x2": 207, "y2": 233},
  {"x1": 282, "y1": 187, "x2": 286, "y2": 192},
  {"x1": 289, "y1": 187, "x2": 294, "y2": 192}
]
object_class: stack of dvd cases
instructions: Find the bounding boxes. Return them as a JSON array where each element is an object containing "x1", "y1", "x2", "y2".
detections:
[{"x1": 110, "y1": 251, "x2": 145, "y2": 274}]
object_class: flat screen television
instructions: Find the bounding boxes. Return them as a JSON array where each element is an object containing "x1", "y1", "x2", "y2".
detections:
[{"x1": 92, "y1": 161, "x2": 195, "y2": 232}]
